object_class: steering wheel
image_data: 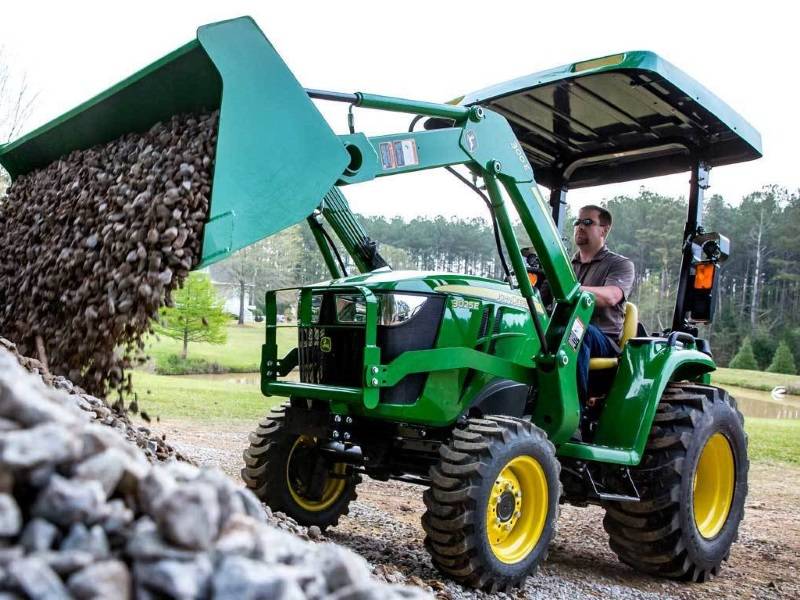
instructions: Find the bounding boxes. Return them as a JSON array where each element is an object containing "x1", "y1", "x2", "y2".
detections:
[{"x1": 521, "y1": 248, "x2": 545, "y2": 289}]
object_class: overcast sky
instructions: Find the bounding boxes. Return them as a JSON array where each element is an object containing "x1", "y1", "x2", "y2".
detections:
[{"x1": 1, "y1": 1, "x2": 797, "y2": 221}]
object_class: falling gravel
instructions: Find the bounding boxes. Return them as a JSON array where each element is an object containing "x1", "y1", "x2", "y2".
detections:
[{"x1": 0, "y1": 111, "x2": 217, "y2": 397}]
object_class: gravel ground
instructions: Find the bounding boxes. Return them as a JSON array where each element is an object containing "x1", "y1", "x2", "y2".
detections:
[{"x1": 154, "y1": 418, "x2": 800, "y2": 599}]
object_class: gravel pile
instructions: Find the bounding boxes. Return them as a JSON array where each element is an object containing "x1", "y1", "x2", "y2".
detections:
[
  {"x1": 0, "y1": 112, "x2": 217, "y2": 397},
  {"x1": 0, "y1": 348, "x2": 431, "y2": 599},
  {"x1": 0, "y1": 336, "x2": 182, "y2": 463}
]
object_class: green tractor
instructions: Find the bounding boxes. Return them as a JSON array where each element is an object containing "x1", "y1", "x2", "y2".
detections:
[{"x1": 0, "y1": 18, "x2": 759, "y2": 592}]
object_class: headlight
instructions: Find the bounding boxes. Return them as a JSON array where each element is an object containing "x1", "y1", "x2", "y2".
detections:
[
  {"x1": 332, "y1": 292, "x2": 429, "y2": 325},
  {"x1": 379, "y1": 294, "x2": 428, "y2": 326},
  {"x1": 335, "y1": 294, "x2": 367, "y2": 323}
]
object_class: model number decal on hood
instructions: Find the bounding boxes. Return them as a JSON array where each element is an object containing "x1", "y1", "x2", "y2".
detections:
[
  {"x1": 451, "y1": 297, "x2": 480, "y2": 311},
  {"x1": 435, "y1": 284, "x2": 530, "y2": 310}
]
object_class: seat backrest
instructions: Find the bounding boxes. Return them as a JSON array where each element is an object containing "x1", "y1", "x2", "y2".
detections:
[{"x1": 620, "y1": 303, "x2": 638, "y2": 349}]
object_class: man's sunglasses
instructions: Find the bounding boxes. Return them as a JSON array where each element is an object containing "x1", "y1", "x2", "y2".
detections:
[{"x1": 573, "y1": 218, "x2": 599, "y2": 227}]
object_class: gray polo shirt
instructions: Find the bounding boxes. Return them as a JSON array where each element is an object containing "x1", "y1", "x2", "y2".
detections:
[{"x1": 572, "y1": 246, "x2": 635, "y2": 342}]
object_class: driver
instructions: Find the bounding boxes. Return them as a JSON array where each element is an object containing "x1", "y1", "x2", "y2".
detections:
[{"x1": 572, "y1": 205, "x2": 635, "y2": 401}]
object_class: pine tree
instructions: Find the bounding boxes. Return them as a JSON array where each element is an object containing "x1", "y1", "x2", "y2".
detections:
[
  {"x1": 767, "y1": 340, "x2": 797, "y2": 375},
  {"x1": 728, "y1": 337, "x2": 759, "y2": 370},
  {"x1": 155, "y1": 273, "x2": 228, "y2": 359}
]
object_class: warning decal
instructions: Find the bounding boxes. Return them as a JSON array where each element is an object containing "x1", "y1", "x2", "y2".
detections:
[
  {"x1": 568, "y1": 317, "x2": 585, "y2": 350},
  {"x1": 379, "y1": 139, "x2": 420, "y2": 170}
]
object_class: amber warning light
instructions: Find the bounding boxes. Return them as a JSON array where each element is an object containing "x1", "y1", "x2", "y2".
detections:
[{"x1": 693, "y1": 262, "x2": 716, "y2": 290}]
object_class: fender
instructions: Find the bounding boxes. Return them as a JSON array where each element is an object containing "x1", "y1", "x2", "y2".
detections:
[{"x1": 558, "y1": 337, "x2": 715, "y2": 465}]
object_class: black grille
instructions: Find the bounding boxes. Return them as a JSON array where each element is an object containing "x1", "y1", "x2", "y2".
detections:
[
  {"x1": 489, "y1": 307, "x2": 504, "y2": 353},
  {"x1": 493, "y1": 307, "x2": 505, "y2": 334},
  {"x1": 299, "y1": 327, "x2": 324, "y2": 384},
  {"x1": 478, "y1": 306, "x2": 491, "y2": 340},
  {"x1": 299, "y1": 325, "x2": 365, "y2": 386}
]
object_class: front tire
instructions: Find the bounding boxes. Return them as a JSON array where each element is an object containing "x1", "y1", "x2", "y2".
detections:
[
  {"x1": 242, "y1": 402, "x2": 360, "y2": 529},
  {"x1": 603, "y1": 383, "x2": 748, "y2": 582},
  {"x1": 422, "y1": 416, "x2": 560, "y2": 592}
]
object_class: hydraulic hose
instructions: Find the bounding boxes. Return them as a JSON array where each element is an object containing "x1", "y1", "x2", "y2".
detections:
[
  {"x1": 408, "y1": 114, "x2": 511, "y2": 281},
  {"x1": 444, "y1": 167, "x2": 512, "y2": 281}
]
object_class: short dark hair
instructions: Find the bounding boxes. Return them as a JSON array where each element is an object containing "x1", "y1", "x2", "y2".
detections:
[{"x1": 580, "y1": 204, "x2": 612, "y2": 226}]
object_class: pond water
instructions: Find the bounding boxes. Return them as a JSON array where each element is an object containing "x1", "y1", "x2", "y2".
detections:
[
  {"x1": 175, "y1": 374, "x2": 800, "y2": 420},
  {"x1": 175, "y1": 371, "x2": 298, "y2": 385},
  {"x1": 718, "y1": 385, "x2": 800, "y2": 420}
]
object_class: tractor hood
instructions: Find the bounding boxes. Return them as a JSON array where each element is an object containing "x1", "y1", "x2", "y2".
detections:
[
  {"x1": 440, "y1": 51, "x2": 762, "y2": 189},
  {"x1": 305, "y1": 269, "x2": 527, "y2": 305}
]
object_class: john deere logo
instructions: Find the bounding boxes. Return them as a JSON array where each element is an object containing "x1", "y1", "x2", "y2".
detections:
[{"x1": 320, "y1": 336, "x2": 332, "y2": 353}]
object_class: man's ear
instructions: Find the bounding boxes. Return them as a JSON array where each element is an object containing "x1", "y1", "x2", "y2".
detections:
[{"x1": 603, "y1": 224, "x2": 612, "y2": 239}]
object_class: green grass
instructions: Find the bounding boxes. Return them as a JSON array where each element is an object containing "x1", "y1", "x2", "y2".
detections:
[
  {"x1": 145, "y1": 323, "x2": 296, "y2": 374},
  {"x1": 130, "y1": 371, "x2": 282, "y2": 421},
  {"x1": 713, "y1": 367, "x2": 800, "y2": 394},
  {"x1": 745, "y1": 418, "x2": 800, "y2": 466}
]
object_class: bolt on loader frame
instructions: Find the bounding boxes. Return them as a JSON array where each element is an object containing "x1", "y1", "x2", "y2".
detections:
[{"x1": 0, "y1": 17, "x2": 761, "y2": 591}]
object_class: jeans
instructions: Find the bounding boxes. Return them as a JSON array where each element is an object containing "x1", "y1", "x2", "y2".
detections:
[{"x1": 577, "y1": 324, "x2": 619, "y2": 401}]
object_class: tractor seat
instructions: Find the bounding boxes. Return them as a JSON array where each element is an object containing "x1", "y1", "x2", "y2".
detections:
[{"x1": 589, "y1": 303, "x2": 638, "y2": 370}]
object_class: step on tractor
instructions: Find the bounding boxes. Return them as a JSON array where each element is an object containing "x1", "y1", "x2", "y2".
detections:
[{"x1": 0, "y1": 17, "x2": 761, "y2": 591}]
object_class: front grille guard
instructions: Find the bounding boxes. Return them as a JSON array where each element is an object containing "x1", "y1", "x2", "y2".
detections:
[
  {"x1": 261, "y1": 285, "x2": 538, "y2": 413},
  {"x1": 261, "y1": 285, "x2": 383, "y2": 409}
]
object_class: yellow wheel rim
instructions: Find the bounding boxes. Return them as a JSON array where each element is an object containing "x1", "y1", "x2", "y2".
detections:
[
  {"x1": 693, "y1": 432, "x2": 735, "y2": 539},
  {"x1": 286, "y1": 436, "x2": 347, "y2": 512},
  {"x1": 486, "y1": 455, "x2": 549, "y2": 564}
]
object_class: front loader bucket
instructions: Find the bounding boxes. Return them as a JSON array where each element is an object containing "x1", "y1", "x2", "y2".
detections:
[{"x1": 0, "y1": 16, "x2": 349, "y2": 267}]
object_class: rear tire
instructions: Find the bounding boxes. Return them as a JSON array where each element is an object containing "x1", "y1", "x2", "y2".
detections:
[
  {"x1": 242, "y1": 402, "x2": 360, "y2": 529},
  {"x1": 422, "y1": 416, "x2": 560, "y2": 592},
  {"x1": 602, "y1": 383, "x2": 748, "y2": 582}
]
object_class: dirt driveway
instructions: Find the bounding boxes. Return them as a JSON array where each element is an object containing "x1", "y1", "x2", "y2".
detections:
[{"x1": 150, "y1": 418, "x2": 799, "y2": 599}]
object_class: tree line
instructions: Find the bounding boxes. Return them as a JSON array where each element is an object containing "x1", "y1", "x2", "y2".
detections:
[
  {"x1": 212, "y1": 185, "x2": 800, "y2": 371},
  {"x1": 605, "y1": 186, "x2": 799, "y2": 371}
]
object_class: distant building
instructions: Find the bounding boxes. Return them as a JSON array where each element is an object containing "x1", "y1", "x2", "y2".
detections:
[
  {"x1": 215, "y1": 281, "x2": 256, "y2": 323},
  {"x1": 197, "y1": 268, "x2": 257, "y2": 323}
]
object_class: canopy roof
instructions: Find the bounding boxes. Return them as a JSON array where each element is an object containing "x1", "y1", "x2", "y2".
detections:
[{"x1": 455, "y1": 51, "x2": 761, "y2": 189}]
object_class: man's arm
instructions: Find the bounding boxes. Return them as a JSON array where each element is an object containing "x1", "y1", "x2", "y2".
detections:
[
  {"x1": 581, "y1": 285, "x2": 623, "y2": 307},
  {"x1": 581, "y1": 258, "x2": 635, "y2": 307}
]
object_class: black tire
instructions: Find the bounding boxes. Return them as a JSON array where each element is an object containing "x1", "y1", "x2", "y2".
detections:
[
  {"x1": 602, "y1": 382, "x2": 748, "y2": 582},
  {"x1": 241, "y1": 402, "x2": 360, "y2": 529},
  {"x1": 422, "y1": 415, "x2": 560, "y2": 592}
]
